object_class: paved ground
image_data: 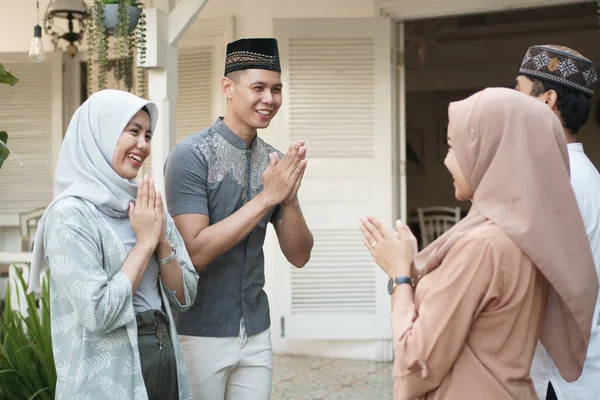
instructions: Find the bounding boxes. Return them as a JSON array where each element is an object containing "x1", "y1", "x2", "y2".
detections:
[{"x1": 271, "y1": 354, "x2": 393, "y2": 400}]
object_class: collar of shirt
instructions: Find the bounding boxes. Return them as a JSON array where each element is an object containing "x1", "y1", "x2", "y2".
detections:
[
  {"x1": 215, "y1": 117, "x2": 257, "y2": 151},
  {"x1": 567, "y1": 142, "x2": 584, "y2": 153}
]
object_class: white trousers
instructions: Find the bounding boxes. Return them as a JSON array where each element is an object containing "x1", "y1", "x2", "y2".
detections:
[{"x1": 178, "y1": 320, "x2": 273, "y2": 400}]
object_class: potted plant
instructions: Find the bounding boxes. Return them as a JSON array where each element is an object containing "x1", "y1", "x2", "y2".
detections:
[
  {"x1": 86, "y1": 0, "x2": 147, "y2": 97},
  {"x1": 0, "y1": 63, "x2": 23, "y2": 170},
  {"x1": 0, "y1": 266, "x2": 55, "y2": 399},
  {"x1": 100, "y1": 0, "x2": 142, "y2": 36}
]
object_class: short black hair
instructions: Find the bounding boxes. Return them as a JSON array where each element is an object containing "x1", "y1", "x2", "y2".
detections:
[
  {"x1": 225, "y1": 70, "x2": 246, "y2": 82},
  {"x1": 530, "y1": 78, "x2": 592, "y2": 134}
]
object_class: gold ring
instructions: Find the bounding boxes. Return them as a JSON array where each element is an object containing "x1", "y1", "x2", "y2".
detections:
[{"x1": 371, "y1": 241, "x2": 377, "y2": 248}]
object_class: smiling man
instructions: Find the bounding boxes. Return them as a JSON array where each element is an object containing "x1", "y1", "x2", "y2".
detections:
[{"x1": 164, "y1": 38, "x2": 313, "y2": 400}]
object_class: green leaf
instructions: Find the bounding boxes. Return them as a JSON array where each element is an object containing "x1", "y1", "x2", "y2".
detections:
[
  {"x1": 0, "y1": 131, "x2": 23, "y2": 169},
  {"x1": 0, "y1": 131, "x2": 9, "y2": 169},
  {"x1": 0, "y1": 267, "x2": 55, "y2": 398},
  {"x1": 0, "y1": 63, "x2": 19, "y2": 86}
]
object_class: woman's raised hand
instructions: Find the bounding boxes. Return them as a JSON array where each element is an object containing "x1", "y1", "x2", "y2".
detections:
[
  {"x1": 129, "y1": 175, "x2": 166, "y2": 250},
  {"x1": 359, "y1": 216, "x2": 417, "y2": 278}
]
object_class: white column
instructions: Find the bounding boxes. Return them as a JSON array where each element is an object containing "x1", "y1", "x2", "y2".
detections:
[
  {"x1": 143, "y1": 0, "x2": 209, "y2": 193},
  {"x1": 148, "y1": 45, "x2": 178, "y2": 192}
]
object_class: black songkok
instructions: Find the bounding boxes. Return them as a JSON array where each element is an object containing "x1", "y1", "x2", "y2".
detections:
[{"x1": 224, "y1": 38, "x2": 281, "y2": 76}]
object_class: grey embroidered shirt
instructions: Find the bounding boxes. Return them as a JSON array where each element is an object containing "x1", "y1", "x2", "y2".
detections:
[
  {"x1": 165, "y1": 118, "x2": 282, "y2": 337},
  {"x1": 44, "y1": 197, "x2": 199, "y2": 400}
]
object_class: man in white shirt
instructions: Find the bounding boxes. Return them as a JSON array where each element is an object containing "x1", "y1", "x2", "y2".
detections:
[{"x1": 515, "y1": 45, "x2": 600, "y2": 400}]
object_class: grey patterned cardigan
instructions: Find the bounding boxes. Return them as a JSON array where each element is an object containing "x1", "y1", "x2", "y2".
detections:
[{"x1": 43, "y1": 197, "x2": 198, "y2": 400}]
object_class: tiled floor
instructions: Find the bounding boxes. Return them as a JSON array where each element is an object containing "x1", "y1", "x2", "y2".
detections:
[{"x1": 271, "y1": 354, "x2": 393, "y2": 400}]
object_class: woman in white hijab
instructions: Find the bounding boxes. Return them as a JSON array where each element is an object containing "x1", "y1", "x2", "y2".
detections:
[{"x1": 28, "y1": 89, "x2": 199, "y2": 400}]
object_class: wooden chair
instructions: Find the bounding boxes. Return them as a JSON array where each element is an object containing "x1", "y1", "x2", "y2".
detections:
[
  {"x1": 417, "y1": 206, "x2": 461, "y2": 249},
  {"x1": 19, "y1": 207, "x2": 46, "y2": 252}
]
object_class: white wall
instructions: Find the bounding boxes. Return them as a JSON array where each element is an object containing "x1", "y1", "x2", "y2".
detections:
[
  {"x1": 0, "y1": 1, "x2": 55, "y2": 53},
  {"x1": 194, "y1": 0, "x2": 375, "y2": 38}
]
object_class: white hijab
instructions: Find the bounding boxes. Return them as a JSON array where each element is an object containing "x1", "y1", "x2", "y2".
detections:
[{"x1": 27, "y1": 89, "x2": 158, "y2": 293}]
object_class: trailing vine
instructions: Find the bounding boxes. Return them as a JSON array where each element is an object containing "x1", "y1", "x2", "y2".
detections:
[
  {"x1": 85, "y1": 3, "x2": 97, "y2": 96},
  {"x1": 93, "y1": 0, "x2": 109, "y2": 90},
  {"x1": 136, "y1": 5, "x2": 147, "y2": 98},
  {"x1": 115, "y1": 0, "x2": 130, "y2": 91}
]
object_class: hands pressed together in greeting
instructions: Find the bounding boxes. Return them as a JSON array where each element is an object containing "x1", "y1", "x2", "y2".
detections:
[
  {"x1": 359, "y1": 216, "x2": 418, "y2": 279},
  {"x1": 129, "y1": 175, "x2": 171, "y2": 258},
  {"x1": 261, "y1": 140, "x2": 307, "y2": 207}
]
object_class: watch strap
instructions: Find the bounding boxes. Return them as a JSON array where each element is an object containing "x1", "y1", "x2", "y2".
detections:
[
  {"x1": 388, "y1": 276, "x2": 414, "y2": 294},
  {"x1": 394, "y1": 276, "x2": 413, "y2": 287},
  {"x1": 156, "y1": 244, "x2": 177, "y2": 265}
]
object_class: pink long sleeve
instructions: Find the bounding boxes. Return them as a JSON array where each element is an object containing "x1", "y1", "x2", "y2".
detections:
[{"x1": 391, "y1": 224, "x2": 547, "y2": 400}]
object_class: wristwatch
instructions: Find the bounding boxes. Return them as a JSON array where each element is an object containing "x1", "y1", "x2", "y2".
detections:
[
  {"x1": 388, "y1": 276, "x2": 414, "y2": 295},
  {"x1": 156, "y1": 243, "x2": 177, "y2": 265}
]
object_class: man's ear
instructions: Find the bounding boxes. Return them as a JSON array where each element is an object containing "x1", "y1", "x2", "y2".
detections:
[
  {"x1": 545, "y1": 89, "x2": 559, "y2": 110},
  {"x1": 222, "y1": 77, "x2": 234, "y2": 99}
]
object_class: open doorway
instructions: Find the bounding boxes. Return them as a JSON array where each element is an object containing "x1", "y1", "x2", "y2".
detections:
[{"x1": 403, "y1": 2, "x2": 599, "y2": 248}]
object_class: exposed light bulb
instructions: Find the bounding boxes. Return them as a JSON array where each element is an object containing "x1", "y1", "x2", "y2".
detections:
[
  {"x1": 66, "y1": 43, "x2": 78, "y2": 58},
  {"x1": 29, "y1": 24, "x2": 45, "y2": 63}
]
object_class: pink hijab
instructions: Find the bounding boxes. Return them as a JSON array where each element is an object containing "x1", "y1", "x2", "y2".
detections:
[{"x1": 414, "y1": 87, "x2": 599, "y2": 381}]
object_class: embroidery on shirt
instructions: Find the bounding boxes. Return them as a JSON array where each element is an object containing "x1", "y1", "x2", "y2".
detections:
[
  {"x1": 193, "y1": 133, "x2": 246, "y2": 187},
  {"x1": 192, "y1": 132, "x2": 282, "y2": 202}
]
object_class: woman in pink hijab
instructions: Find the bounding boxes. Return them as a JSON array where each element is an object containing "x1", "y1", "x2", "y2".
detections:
[{"x1": 360, "y1": 87, "x2": 599, "y2": 399}]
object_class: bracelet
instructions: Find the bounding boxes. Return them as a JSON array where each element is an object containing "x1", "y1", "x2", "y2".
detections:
[{"x1": 156, "y1": 243, "x2": 177, "y2": 265}]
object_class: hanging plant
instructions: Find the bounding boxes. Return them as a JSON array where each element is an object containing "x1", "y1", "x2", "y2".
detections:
[{"x1": 86, "y1": 0, "x2": 147, "y2": 97}]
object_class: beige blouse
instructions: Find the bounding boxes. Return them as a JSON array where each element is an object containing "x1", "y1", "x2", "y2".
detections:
[{"x1": 392, "y1": 223, "x2": 549, "y2": 399}]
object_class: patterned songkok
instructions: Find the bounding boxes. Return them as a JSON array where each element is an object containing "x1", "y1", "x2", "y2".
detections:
[
  {"x1": 519, "y1": 45, "x2": 599, "y2": 96},
  {"x1": 224, "y1": 38, "x2": 281, "y2": 76}
]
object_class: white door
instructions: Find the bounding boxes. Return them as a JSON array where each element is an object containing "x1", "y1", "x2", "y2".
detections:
[{"x1": 273, "y1": 18, "x2": 398, "y2": 340}]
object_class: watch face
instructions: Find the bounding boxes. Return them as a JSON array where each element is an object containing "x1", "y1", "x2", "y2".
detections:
[{"x1": 387, "y1": 277, "x2": 393, "y2": 294}]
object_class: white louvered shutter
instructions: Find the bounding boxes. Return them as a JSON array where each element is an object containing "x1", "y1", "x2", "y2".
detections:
[
  {"x1": 142, "y1": 45, "x2": 213, "y2": 177},
  {"x1": 0, "y1": 55, "x2": 61, "y2": 217},
  {"x1": 274, "y1": 18, "x2": 396, "y2": 339},
  {"x1": 176, "y1": 46, "x2": 213, "y2": 143}
]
